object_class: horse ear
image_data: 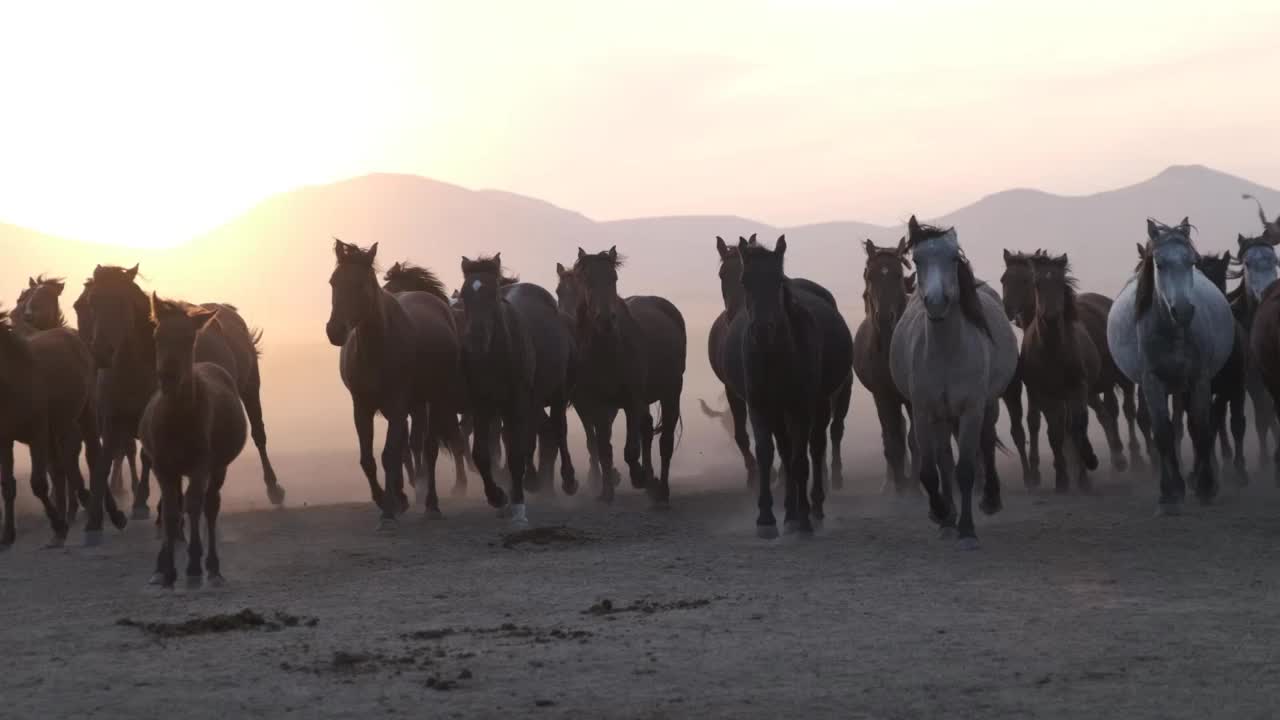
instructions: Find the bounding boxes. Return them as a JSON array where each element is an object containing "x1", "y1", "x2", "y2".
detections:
[
  {"x1": 897, "y1": 236, "x2": 908, "y2": 255},
  {"x1": 1056, "y1": 253, "x2": 1069, "y2": 266},
  {"x1": 716, "y1": 236, "x2": 730, "y2": 259},
  {"x1": 1222, "y1": 251, "x2": 1232, "y2": 262},
  {"x1": 776, "y1": 235, "x2": 787, "y2": 257},
  {"x1": 556, "y1": 262, "x2": 567, "y2": 277},
  {"x1": 493, "y1": 252, "x2": 502, "y2": 267},
  {"x1": 748, "y1": 233, "x2": 757, "y2": 244},
  {"x1": 50, "y1": 280, "x2": 64, "y2": 296},
  {"x1": 1003, "y1": 249, "x2": 1014, "y2": 264},
  {"x1": 1135, "y1": 243, "x2": 1147, "y2": 259},
  {"x1": 460, "y1": 256, "x2": 471, "y2": 272},
  {"x1": 1146, "y1": 219, "x2": 1160, "y2": 243},
  {"x1": 1180, "y1": 216, "x2": 1190, "y2": 229},
  {"x1": 907, "y1": 215, "x2": 921, "y2": 239},
  {"x1": 28, "y1": 277, "x2": 37, "y2": 289},
  {"x1": 368, "y1": 243, "x2": 378, "y2": 260},
  {"x1": 737, "y1": 237, "x2": 749, "y2": 251},
  {"x1": 125, "y1": 264, "x2": 139, "y2": 282},
  {"x1": 1239, "y1": 233, "x2": 1248, "y2": 247},
  {"x1": 863, "y1": 239, "x2": 875, "y2": 256},
  {"x1": 577, "y1": 247, "x2": 587, "y2": 261},
  {"x1": 904, "y1": 273, "x2": 916, "y2": 293}
]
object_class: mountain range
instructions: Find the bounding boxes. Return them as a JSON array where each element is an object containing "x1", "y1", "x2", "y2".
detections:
[{"x1": 6, "y1": 164, "x2": 1276, "y2": 350}]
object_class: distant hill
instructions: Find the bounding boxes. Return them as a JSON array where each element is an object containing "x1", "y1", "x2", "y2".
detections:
[{"x1": 7, "y1": 164, "x2": 1277, "y2": 347}]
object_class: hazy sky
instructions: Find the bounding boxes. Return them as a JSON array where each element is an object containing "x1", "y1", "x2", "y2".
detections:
[{"x1": 2, "y1": 0, "x2": 1278, "y2": 247}]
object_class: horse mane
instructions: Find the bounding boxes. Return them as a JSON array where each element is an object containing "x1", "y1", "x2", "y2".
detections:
[
  {"x1": 907, "y1": 221, "x2": 990, "y2": 337},
  {"x1": 91, "y1": 265, "x2": 150, "y2": 316},
  {"x1": 28, "y1": 274, "x2": 68, "y2": 327},
  {"x1": 461, "y1": 255, "x2": 520, "y2": 284},
  {"x1": 573, "y1": 250, "x2": 626, "y2": 272},
  {"x1": 1032, "y1": 254, "x2": 1079, "y2": 326},
  {"x1": 383, "y1": 262, "x2": 451, "y2": 304},
  {"x1": 1134, "y1": 250, "x2": 1155, "y2": 317}
]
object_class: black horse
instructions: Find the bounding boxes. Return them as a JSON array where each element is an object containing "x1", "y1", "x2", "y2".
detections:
[{"x1": 718, "y1": 236, "x2": 853, "y2": 537}]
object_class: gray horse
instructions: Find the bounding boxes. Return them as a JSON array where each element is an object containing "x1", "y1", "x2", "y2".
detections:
[
  {"x1": 891, "y1": 217, "x2": 1018, "y2": 549},
  {"x1": 1107, "y1": 218, "x2": 1234, "y2": 513}
]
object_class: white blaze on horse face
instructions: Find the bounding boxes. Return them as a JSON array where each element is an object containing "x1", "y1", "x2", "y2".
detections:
[
  {"x1": 912, "y1": 236, "x2": 958, "y2": 321},
  {"x1": 1153, "y1": 243, "x2": 1197, "y2": 323},
  {"x1": 1244, "y1": 246, "x2": 1280, "y2": 300}
]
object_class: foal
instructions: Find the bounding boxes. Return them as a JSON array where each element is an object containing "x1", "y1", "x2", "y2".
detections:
[{"x1": 140, "y1": 297, "x2": 248, "y2": 588}]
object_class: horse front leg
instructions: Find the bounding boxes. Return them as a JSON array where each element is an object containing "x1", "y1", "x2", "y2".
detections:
[
  {"x1": 979, "y1": 400, "x2": 1003, "y2": 515},
  {"x1": 1143, "y1": 378, "x2": 1184, "y2": 514},
  {"x1": 1002, "y1": 375, "x2": 1033, "y2": 487},
  {"x1": 502, "y1": 405, "x2": 531, "y2": 526},
  {"x1": 954, "y1": 408, "x2": 984, "y2": 549},
  {"x1": 471, "y1": 407, "x2": 509, "y2": 511},
  {"x1": 352, "y1": 401, "x2": 386, "y2": 526},
  {"x1": 748, "y1": 407, "x2": 777, "y2": 538},
  {"x1": 652, "y1": 391, "x2": 680, "y2": 509},
  {"x1": 829, "y1": 380, "x2": 851, "y2": 490},
  {"x1": 1, "y1": 441, "x2": 16, "y2": 547},
  {"x1": 1229, "y1": 386, "x2": 1248, "y2": 486},
  {"x1": 726, "y1": 389, "x2": 756, "y2": 489},
  {"x1": 912, "y1": 414, "x2": 953, "y2": 532},
  {"x1": 1120, "y1": 380, "x2": 1146, "y2": 471},
  {"x1": 1043, "y1": 397, "x2": 1070, "y2": 494},
  {"x1": 28, "y1": 433, "x2": 67, "y2": 546},
  {"x1": 551, "y1": 395, "x2": 577, "y2": 496},
  {"x1": 1092, "y1": 385, "x2": 1127, "y2": 472},
  {"x1": 1188, "y1": 380, "x2": 1218, "y2": 505},
  {"x1": 807, "y1": 402, "x2": 830, "y2": 528},
  {"x1": 1026, "y1": 396, "x2": 1043, "y2": 486},
  {"x1": 622, "y1": 400, "x2": 648, "y2": 489},
  {"x1": 873, "y1": 392, "x2": 909, "y2": 494},
  {"x1": 380, "y1": 410, "x2": 411, "y2": 525},
  {"x1": 1071, "y1": 387, "x2": 1099, "y2": 490}
]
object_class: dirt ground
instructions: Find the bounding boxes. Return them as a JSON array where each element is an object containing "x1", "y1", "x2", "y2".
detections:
[{"x1": 4, "y1": 450, "x2": 1280, "y2": 720}]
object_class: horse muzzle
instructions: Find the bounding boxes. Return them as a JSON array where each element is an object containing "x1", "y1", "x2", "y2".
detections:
[{"x1": 325, "y1": 319, "x2": 350, "y2": 347}]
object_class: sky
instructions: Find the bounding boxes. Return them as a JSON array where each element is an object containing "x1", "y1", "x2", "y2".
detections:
[{"x1": 1, "y1": 0, "x2": 1278, "y2": 248}]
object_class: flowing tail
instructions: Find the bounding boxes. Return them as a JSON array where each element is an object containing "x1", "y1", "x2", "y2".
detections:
[
  {"x1": 698, "y1": 398, "x2": 729, "y2": 419},
  {"x1": 1244, "y1": 194, "x2": 1273, "y2": 231}
]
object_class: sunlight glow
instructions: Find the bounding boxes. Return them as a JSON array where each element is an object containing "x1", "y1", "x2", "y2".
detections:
[{"x1": 0, "y1": 0, "x2": 1277, "y2": 247}]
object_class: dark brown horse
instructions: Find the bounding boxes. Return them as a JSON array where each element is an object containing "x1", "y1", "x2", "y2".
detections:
[
  {"x1": 0, "y1": 311, "x2": 122, "y2": 546},
  {"x1": 327, "y1": 240, "x2": 465, "y2": 527},
  {"x1": 853, "y1": 238, "x2": 916, "y2": 494},
  {"x1": 554, "y1": 262, "x2": 620, "y2": 491},
  {"x1": 383, "y1": 261, "x2": 473, "y2": 496},
  {"x1": 141, "y1": 297, "x2": 248, "y2": 588},
  {"x1": 1250, "y1": 266, "x2": 1280, "y2": 484},
  {"x1": 1003, "y1": 249, "x2": 1148, "y2": 482},
  {"x1": 458, "y1": 255, "x2": 578, "y2": 524},
  {"x1": 1020, "y1": 253, "x2": 1103, "y2": 492},
  {"x1": 564, "y1": 247, "x2": 687, "y2": 507},
  {"x1": 16, "y1": 275, "x2": 67, "y2": 333},
  {"x1": 73, "y1": 279, "x2": 144, "y2": 499},
  {"x1": 1231, "y1": 206, "x2": 1280, "y2": 470},
  {"x1": 718, "y1": 236, "x2": 853, "y2": 536},
  {"x1": 709, "y1": 235, "x2": 851, "y2": 492}
]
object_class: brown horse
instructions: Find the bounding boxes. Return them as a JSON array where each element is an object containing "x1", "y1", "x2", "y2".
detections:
[
  {"x1": 554, "y1": 263, "x2": 620, "y2": 491},
  {"x1": 16, "y1": 275, "x2": 67, "y2": 333},
  {"x1": 140, "y1": 297, "x2": 248, "y2": 588},
  {"x1": 73, "y1": 279, "x2": 145, "y2": 499},
  {"x1": 383, "y1": 261, "x2": 474, "y2": 496},
  {"x1": 1250, "y1": 268, "x2": 1280, "y2": 483},
  {"x1": 0, "y1": 311, "x2": 122, "y2": 546},
  {"x1": 327, "y1": 240, "x2": 465, "y2": 527},
  {"x1": 1019, "y1": 253, "x2": 1103, "y2": 492},
  {"x1": 87, "y1": 266, "x2": 283, "y2": 526},
  {"x1": 709, "y1": 235, "x2": 850, "y2": 491},
  {"x1": 565, "y1": 247, "x2": 687, "y2": 507},
  {"x1": 853, "y1": 238, "x2": 916, "y2": 494}
]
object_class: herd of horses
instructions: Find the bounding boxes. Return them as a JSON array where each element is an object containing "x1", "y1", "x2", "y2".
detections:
[{"x1": 3, "y1": 195, "x2": 1280, "y2": 585}]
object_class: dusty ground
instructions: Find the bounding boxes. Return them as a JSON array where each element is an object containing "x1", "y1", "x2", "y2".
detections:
[{"x1": 4, "y1": 451, "x2": 1280, "y2": 720}]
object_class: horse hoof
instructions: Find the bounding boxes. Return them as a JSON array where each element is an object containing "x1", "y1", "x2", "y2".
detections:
[
  {"x1": 147, "y1": 572, "x2": 168, "y2": 587},
  {"x1": 608, "y1": 469, "x2": 623, "y2": 488},
  {"x1": 376, "y1": 517, "x2": 398, "y2": 533},
  {"x1": 208, "y1": 574, "x2": 226, "y2": 588},
  {"x1": 82, "y1": 530, "x2": 104, "y2": 548},
  {"x1": 131, "y1": 506, "x2": 150, "y2": 521},
  {"x1": 1113, "y1": 455, "x2": 1128, "y2": 472},
  {"x1": 509, "y1": 504, "x2": 529, "y2": 527},
  {"x1": 186, "y1": 575, "x2": 204, "y2": 590},
  {"x1": 980, "y1": 497, "x2": 1002, "y2": 516},
  {"x1": 756, "y1": 524, "x2": 779, "y2": 540},
  {"x1": 495, "y1": 505, "x2": 512, "y2": 519},
  {"x1": 1156, "y1": 502, "x2": 1182, "y2": 517},
  {"x1": 424, "y1": 507, "x2": 444, "y2": 521},
  {"x1": 831, "y1": 473, "x2": 845, "y2": 491},
  {"x1": 486, "y1": 489, "x2": 509, "y2": 509},
  {"x1": 939, "y1": 526, "x2": 957, "y2": 540},
  {"x1": 267, "y1": 484, "x2": 286, "y2": 506},
  {"x1": 957, "y1": 536, "x2": 981, "y2": 551},
  {"x1": 810, "y1": 514, "x2": 824, "y2": 531},
  {"x1": 108, "y1": 510, "x2": 129, "y2": 531},
  {"x1": 44, "y1": 535, "x2": 66, "y2": 550},
  {"x1": 783, "y1": 520, "x2": 798, "y2": 535}
]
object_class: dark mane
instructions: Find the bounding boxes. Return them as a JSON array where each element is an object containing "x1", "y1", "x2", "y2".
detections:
[
  {"x1": 383, "y1": 262, "x2": 451, "y2": 304},
  {"x1": 903, "y1": 222, "x2": 954, "y2": 249},
  {"x1": 1031, "y1": 255, "x2": 1079, "y2": 326},
  {"x1": 956, "y1": 258, "x2": 992, "y2": 339},
  {"x1": 573, "y1": 250, "x2": 626, "y2": 272},
  {"x1": 1134, "y1": 247, "x2": 1155, "y2": 317},
  {"x1": 461, "y1": 255, "x2": 520, "y2": 284},
  {"x1": 333, "y1": 238, "x2": 378, "y2": 268}
]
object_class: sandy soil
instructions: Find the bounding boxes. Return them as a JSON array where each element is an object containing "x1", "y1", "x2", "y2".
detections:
[{"x1": 4, "y1": 452, "x2": 1280, "y2": 720}]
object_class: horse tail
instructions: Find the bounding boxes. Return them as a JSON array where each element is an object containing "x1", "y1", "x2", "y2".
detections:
[
  {"x1": 1244, "y1": 194, "x2": 1271, "y2": 230},
  {"x1": 652, "y1": 401, "x2": 684, "y2": 453},
  {"x1": 698, "y1": 398, "x2": 728, "y2": 419}
]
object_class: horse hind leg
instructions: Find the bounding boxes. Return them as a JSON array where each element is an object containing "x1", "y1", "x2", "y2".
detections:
[
  {"x1": 829, "y1": 380, "x2": 851, "y2": 490},
  {"x1": 1002, "y1": 378, "x2": 1034, "y2": 488},
  {"x1": 205, "y1": 465, "x2": 227, "y2": 585},
  {"x1": 1093, "y1": 386, "x2": 1127, "y2": 472},
  {"x1": 873, "y1": 392, "x2": 909, "y2": 495},
  {"x1": 1120, "y1": 381, "x2": 1146, "y2": 471},
  {"x1": 726, "y1": 390, "x2": 756, "y2": 489},
  {"x1": 954, "y1": 410, "x2": 984, "y2": 549},
  {"x1": 1143, "y1": 380, "x2": 1185, "y2": 514},
  {"x1": 978, "y1": 401, "x2": 1002, "y2": 516},
  {"x1": 1188, "y1": 383, "x2": 1218, "y2": 505},
  {"x1": 1072, "y1": 392, "x2": 1099, "y2": 491},
  {"x1": 242, "y1": 386, "x2": 284, "y2": 506},
  {"x1": 552, "y1": 397, "x2": 577, "y2": 496},
  {"x1": 748, "y1": 409, "x2": 778, "y2": 538},
  {"x1": 808, "y1": 404, "x2": 831, "y2": 529},
  {"x1": 1229, "y1": 388, "x2": 1248, "y2": 486},
  {"x1": 652, "y1": 392, "x2": 680, "y2": 510},
  {"x1": 183, "y1": 473, "x2": 207, "y2": 588}
]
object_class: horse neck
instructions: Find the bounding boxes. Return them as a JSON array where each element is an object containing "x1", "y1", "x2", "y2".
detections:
[{"x1": 748, "y1": 297, "x2": 801, "y2": 356}]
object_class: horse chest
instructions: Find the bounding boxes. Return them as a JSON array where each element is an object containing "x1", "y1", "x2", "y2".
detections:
[{"x1": 1141, "y1": 332, "x2": 1200, "y2": 387}]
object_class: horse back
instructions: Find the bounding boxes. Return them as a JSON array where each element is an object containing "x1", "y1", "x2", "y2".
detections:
[
  {"x1": 504, "y1": 283, "x2": 574, "y2": 404},
  {"x1": 397, "y1": 290, "x2": 464, "y2": 407},
  {"x1": 789, "y1": 278, "x2": 837, "y2": 309},
  {"x1": 791, "y1": 290, "x2": 853, "y2": 399},
  {"x1": 195, "y1": 362, "x2": 249, "y2": 466},
  {"x1": 625, "y1": 296, "x2": 688, "y2": 399},
  {"x1": 28, "y1": 327, "x2": 94, "y2": 422},
  {"x1": 708, "y1": 311, "x2": 732, "y2": 386}
]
